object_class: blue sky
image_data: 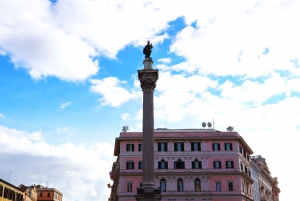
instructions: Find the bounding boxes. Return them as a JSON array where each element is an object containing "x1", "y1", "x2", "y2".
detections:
[{"x1": 1, "y1": 0, "x2": 300, "y2": 200}]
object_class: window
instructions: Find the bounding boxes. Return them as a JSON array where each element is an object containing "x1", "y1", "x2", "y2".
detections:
[
  {"x1": 216, "y1": 182, "x2": 221, "y2": 191},
  {"x1": 40, "y1": 193, "x2": 43, "y2": 197},
  {"x1": 177, "y1": 178, "x2": 184, "y2": 192},
  {"x1": 0, "y1": 185, "x2": 3, "y2": 197},
  {"x1": 126, "y1": 161, "x2": 134, "y2": 169},
  {"x1": 160, "y1": 178, "x2": 166, "y2": 192},
  {"x1": 226, "y1": 161, "x2": 234, "y2": 169},
  {"x1": 240, "y1": 163, "x2": 243, "y2": 171},
  {"x1": 138, "y1": 144, "x2": 143, "y2": 151},
  {"x1": 127, "y1": 183, "x2": 132, "y2": 192},
  {"x1": 249, "y1": 170, "x2": 251, "y2": 177},
  {"x1": 192, "y1": 159, "x2": 202, "y2": 169},
  {"x1": 213, "y1": 161, "x2": 221, "y2": 169},
  {"x1": 245, "y1": 167, "x2": 248, "y2": 174},
  {"x1": 239, "y1": 146, "x2": 243, "y2": 153},
  {"x1": 47, "y1": 193, "x2": 50, "y2": 197},
  {"x1": 191, "y1": 142, "x2": 201, "y2": 151},
  {"x1": 126, "y1": 144, "x2": 134, "y2": 151},
  {"x1": 139, "y1": 161, "x2": 143, "y2": 169},
  {"x1": 174, "y1": 142, "x2": 184, "y2": 151},
  {"x1": 158, "y1": 143, "x2": 168, "y2": 151},
  {"x1": 158, "y1": 159, "x2": 168, "y2": 169},
  {"x1": 213, "y1": 143, "x2": 220, "y2": 151},
  {"x1": 225, "y1": 143, "x2": 232, "y2": 151},
  {"x1": 228, "y1": 182, "x2": 233, "y2": 191},
  {"x1": 243, "y1": 149, "x2": 246, "y2": 158},
  {"x1": 174, "y1": 159, "x2": 185, "y2": 169},
  {"x1": 247, "y1": 154, "x2": 250, "y2": 161},
  {"x1": 194, "y1": 178, "x2": 201, "y2": 191}
]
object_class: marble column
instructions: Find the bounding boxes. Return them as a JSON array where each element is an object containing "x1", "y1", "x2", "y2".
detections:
[{"x1": 135, "y1": 58, "x2": 162, "y2": 201}]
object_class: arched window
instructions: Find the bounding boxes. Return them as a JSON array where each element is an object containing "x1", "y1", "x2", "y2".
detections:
[
  {"x1": 192, "y1": 159, "x2": 202, "y2": 169},
  {"x1": 158, "y1": 159, "x2": 168, "y2": 169},
  {"x1": 177, "y1": 178, "x2": 184, "y2": 192},
  {"x1": 160, "y1": 178, "x2": 166, "y2": 192},
  {"x1": 194, "y1": 178, "x2": 201, "y2": 191},
  {"x1": 174, "y1": 159, "x2": 185, "y2": 169}
]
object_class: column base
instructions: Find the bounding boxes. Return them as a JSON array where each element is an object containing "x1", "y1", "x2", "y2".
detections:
[{"x1": 135, "y1": 187, "x2": 162, "y2": 201}]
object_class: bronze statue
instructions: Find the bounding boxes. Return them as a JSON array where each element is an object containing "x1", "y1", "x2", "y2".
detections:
[{"x1": 143, "y1": 40, "x2": 153, "y2": 58}]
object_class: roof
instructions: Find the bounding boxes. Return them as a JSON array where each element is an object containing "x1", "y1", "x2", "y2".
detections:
[
  {"x1": 0, "y1": 178, "x2": 24, "y2": 192},
  {"x1": 114, "y1": 129, "x2": 254, "y2": 156},
  {"x1": 36, "y1": 186, "x2": 63, "y2": 196}
]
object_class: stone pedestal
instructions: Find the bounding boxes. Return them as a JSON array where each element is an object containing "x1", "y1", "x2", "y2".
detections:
[{"x1": 136, "y1": 58, "x2": 162, "y2": 201}]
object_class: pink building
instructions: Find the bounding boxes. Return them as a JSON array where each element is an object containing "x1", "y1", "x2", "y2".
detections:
[{"x1": 108, "y1": 128, "x2": 256, "y2": 201}]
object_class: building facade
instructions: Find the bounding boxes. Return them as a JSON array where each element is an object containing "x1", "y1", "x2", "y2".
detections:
[
  {"x1": 0, "y1": 179, "x2": 24, "y2": 201},
  {"x1": 250, "y1": 156, "x2": 280, "y2": 201},
  {"x1": 19, "y1": 184, "x2": 38, "y2": 201},
  {"x1": 109, "y1": 129, "x2": 256, "y2": 201},
  {"x1": 36, "y1": 185, "x2": 63, "y2": 201}
]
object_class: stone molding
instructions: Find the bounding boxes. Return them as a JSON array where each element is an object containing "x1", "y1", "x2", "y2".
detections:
[{"x1": 138, "y1": 70, "x2": 158, "y2": 92}]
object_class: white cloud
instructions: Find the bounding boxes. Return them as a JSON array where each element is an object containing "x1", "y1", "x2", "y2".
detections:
[
  {"x1": 0, "y1": 0, "x2": 181, "y2": 81},
  {"x1": 169, "y1": 0, "x2": 300, "y2": 78},
  {"x1": 0, "y1": 113, "x2": 4, "y2": 118},
  {"x1": 0, "y1": 49, "x2": 6, "y2": 56},
  {"x1": 157, "y1": 58, "x2": 171, "y2": 64},
  {"x1": 0, "y1": 125, "x2": 115, "y2": 201},
  {"x1": 1, "y1": 0, "x2": 299, "y2": 82},
  {"x1": 90, "y1": 77, "x2": 139, "y2": 107},
  {"x1": 60, "y1": 102, "x2": 71, "y2": 109},
  {"x1": 56, "y1": 127, "x2": 69, "y2": 134},
  {"x1": 0, "y1": 0, "x2": 99, "y2": 81},
  {"x1": 120, "y1": 113, "x2": 130, "y2": 121}
]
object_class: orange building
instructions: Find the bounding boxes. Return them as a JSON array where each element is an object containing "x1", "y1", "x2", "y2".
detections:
[{"x1": 36, "y1": 185, "x2": 63, "y2": 201}]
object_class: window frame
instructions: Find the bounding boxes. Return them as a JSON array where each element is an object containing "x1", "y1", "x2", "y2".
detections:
[
  {"x1": 226, "y1": 161, "x2": 234, "y2": 169},
  {"x1": 177, "y1": 178, "x2": 184, "y2": 192},
  {"x1": 228, "y1": 182, "x2": 233, "y2": 191},
  {"x1": 127, "y1": 183, "x2": 133, "y2": 192},
  {"x1": 126, "y1": 144, "x2": 135, "y2": 152},
  {"x1": 160, "y1": 178, "x2": 166, "y2": 192},
  {"x1": 158, "y1": 142, "x2": 168, "y2": 152},
  {"x1": 191, "y1": 142, "x2": 201, "y2": 151},
  {"x1": 225, "y1": 143, "x2": 232, "y2": 151},
  {"x1": 126, "y1": 161, "x2": 134, "y2": 169},
  {"x1": 174, "y1": 142, "x2": 184, "y2": 151},
  {"x1": 192, "y1": 159, "x2": 202, "y2": 169},
  {"x1": 158, "y1": 159, "x2": 168, "y2": 169},
  {"x1": 174, "y1": 159, "x2": 185, "y2": 169},
  {"x1": 216, "y1": 182, "x2": 221, "y2": 191},
  {"x1": 139, "y1": 161, "x2": 143, "y2": 169},
  {"x1": 138, "y1": 144, "x2": 143, "y2": 151},
  {"x1": 213, "y1": 161, "x2": 222, "y2": 169},
  {"x1": 212, "y1": 143, "x2": 220, "y2": 151},
  {"x1": 194, "y1": 178, "x2": 201, "y2": 192}
]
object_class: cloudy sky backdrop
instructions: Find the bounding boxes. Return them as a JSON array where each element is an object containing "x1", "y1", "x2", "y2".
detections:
[{"x1": 0, "y1": 0, "x2": 299, "y2": 200}]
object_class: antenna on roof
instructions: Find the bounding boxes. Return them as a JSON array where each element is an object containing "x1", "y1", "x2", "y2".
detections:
[
  {"x1": 226, "y1": 126, "x2": 234, "y2": 132},
  {"x1": 202, "y1": 122, "x2": 206, "y2": 129},
  {"x1": 207, "y1": 122, "x2": 212, "y2": 128},
  {"x1": 9, "y1": 171, "x2": 12, "y2": 183},
  {"x1": 122, "y1": 126, "x2": 130, "y2": 132}
]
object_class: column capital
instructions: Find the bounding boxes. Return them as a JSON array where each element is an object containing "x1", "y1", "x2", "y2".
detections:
[{"x1": 138, "y1": 69, "x2": 159, "y2": 91}]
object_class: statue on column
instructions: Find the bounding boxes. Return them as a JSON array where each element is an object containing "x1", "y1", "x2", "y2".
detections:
[{"x1": 143, "y1": 40, "x2": 153, "y2": 58}]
